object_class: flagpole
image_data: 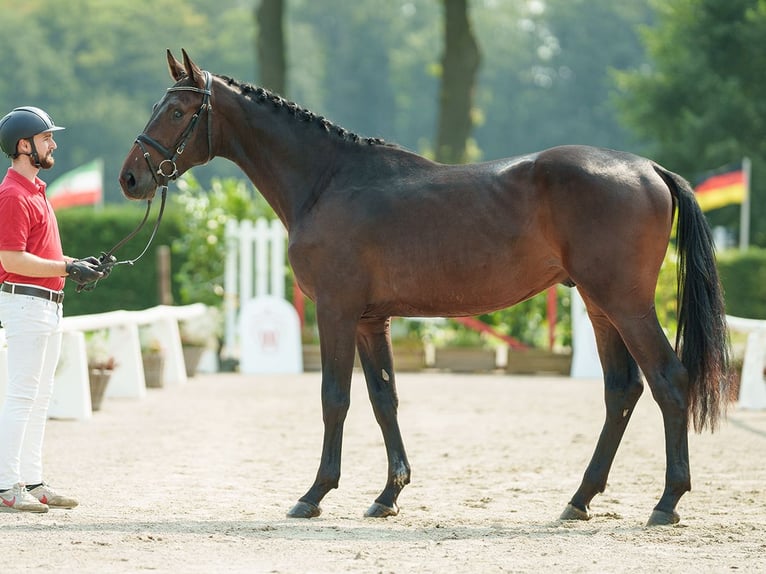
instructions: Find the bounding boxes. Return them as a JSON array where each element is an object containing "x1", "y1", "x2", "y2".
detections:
[
  {"x1": 95, "y1": 158, "x2": 104, "y2": 212},
  {"x1": 740, "y1": 156, "x2": 751, "y2": 251}
]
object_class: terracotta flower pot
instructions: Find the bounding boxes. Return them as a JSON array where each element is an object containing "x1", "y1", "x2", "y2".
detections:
[
  {"x1": 88, "y1": 367, "x2": 112, "y2": 411},
  {"x1": 142, "y1": 352, "x2": 165, "y2": 388},
  {"x1": 182, "y1": 344, "x2": 205, "y2": 377}
]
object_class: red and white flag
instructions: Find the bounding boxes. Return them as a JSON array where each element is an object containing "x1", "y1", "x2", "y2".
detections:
[{"x1": 46, "y1": 158, "x2": 103, "y2": 210}]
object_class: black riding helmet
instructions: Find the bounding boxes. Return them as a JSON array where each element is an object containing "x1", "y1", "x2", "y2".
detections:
[{"x1": 0, "y1": 106, "x2": 65, "y2": 166}]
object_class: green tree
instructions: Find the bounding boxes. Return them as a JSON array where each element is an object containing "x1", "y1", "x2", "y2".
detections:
[
  {"x1": 1, "y1": 0, "x2": 654, "y2": 199},
  {"x1": 256, "y1": 0, "x2": 287, "y2": 95},
  {"x1": 287, "y1": 0, "x2": 429, "y2": 145},
  {"x1": 614, "y1": 0, "x2": 766, "y2": 245},
  {"x1": 0, "y1": 0, "x2": 255, "y2": 202},
  {"x1": 473, "y1": 0, "x2": 653, "y2": 159},
  {"x1": 435, "y1": 0, "x2": 481, "y2": 164}
]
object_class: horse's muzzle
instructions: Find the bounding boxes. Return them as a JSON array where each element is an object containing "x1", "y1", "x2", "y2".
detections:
[{"x1": 119, "y1": 166, "x2": 156, "y2": 200}]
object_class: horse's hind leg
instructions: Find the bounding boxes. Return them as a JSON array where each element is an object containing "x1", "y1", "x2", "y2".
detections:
[
  {"x1": 561, "y1": 308, "x2": 644, "y2": 521},
  {"x1": 564, "y1": 294, "x2": 691, "y2": 526},
  {"x1": 356, "y1": 317, "x2": 411, "y2": 518},
  {"x1": 615, "y1": 316, "x2": 690, "y2": 526}
]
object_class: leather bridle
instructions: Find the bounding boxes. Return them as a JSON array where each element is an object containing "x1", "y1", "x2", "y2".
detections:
[
  {"x1": 135, "y1": 70, "x2": 213, "y2": 187},
  {"x1": 80, "y1": 71, "x2": 213, "y2": 292}
]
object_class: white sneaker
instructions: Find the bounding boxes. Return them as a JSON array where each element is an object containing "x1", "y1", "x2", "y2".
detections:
[
  {"x1": 0, "y1": 483, "x2": 49, "y2": 513},
  {"x1": 28, "y1": 483, "x2": 78, "y2": 509}
]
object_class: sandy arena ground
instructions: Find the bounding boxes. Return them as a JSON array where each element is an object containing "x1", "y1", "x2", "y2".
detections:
[{"x1": 3, "y1": 370, "x2": 765, "y2": 573}]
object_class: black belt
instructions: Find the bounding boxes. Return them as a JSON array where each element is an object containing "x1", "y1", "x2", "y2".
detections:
[{"x1": 1, "y1": 283, "x2": 65, "y2": 304}]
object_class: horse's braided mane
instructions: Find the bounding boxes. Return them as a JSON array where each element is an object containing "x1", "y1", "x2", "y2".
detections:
[{"x1": 219, "y1": 74, "x2": 390, "y2": 147}]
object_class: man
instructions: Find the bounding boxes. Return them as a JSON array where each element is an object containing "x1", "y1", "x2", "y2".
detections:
[{"x1": 0, "y1": 106, "x2": 103, "y2": 513}]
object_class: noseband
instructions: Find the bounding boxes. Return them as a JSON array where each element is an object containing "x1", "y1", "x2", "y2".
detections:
[
  {"x1": 80, "y1": 71, "x2": 213, "y2": 292},
  {"x1": 135, "y1": 70, "x2": 214, "y2": 186}
]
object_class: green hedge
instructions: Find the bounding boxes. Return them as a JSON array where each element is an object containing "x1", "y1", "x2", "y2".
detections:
[
  {"x1": 56, "y1": 204, "x2": 184, "y2": 316},
  {"x1": 717, "y1": 248, "x2": 766, "y2": 319}
]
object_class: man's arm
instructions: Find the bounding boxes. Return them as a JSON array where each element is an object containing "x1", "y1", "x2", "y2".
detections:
[{"x1": 0, "y1": 250, "x2": 69, "y2": 277}]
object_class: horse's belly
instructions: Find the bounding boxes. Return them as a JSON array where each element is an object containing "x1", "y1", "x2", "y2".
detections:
[{"x1": 370, "y1": 255, "x2": 564, "y2": 318}]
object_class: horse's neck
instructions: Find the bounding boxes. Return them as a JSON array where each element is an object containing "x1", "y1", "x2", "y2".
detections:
[{"x1": 216, "y1": 92, "x2": 338, "y2": 230}]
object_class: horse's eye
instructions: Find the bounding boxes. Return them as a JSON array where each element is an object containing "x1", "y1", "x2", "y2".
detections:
[{"x1": 173, "y1": 109, "x2": 183, "y2": 119}]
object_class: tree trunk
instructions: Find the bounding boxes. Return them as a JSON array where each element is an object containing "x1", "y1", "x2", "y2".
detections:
[
  {"x1": 435, "y1": 0, "x2": 480, "y2": 164},
  {"x1": 255, "y1": 0, "x2": 287, "y2": 96}
]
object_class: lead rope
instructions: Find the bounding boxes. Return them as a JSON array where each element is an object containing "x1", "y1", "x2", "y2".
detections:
[{"x1": 77, "y1": 186, "x2": 168, "y2": 292}]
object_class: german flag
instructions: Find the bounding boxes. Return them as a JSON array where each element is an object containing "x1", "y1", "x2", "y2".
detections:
[{"x1": 694, "y1": 164, "x2": 746, "y2": 212}]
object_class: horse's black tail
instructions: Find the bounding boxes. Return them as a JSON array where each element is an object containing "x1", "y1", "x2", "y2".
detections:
[{"x1": 654, "y1": 165, "x2": 731, "y2": 432}]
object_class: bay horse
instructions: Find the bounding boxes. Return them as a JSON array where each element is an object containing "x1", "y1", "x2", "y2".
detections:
[{"x1": 120, "y1": 50, "x2": 730, "y2": 526}]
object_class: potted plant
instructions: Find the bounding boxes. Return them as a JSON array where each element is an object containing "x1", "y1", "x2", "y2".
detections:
[
  {"x1": 140, "y1": 331, "x2": 165, "y2": 388},
  {"x1": 179, "y1": 307, "x2": 220, "y2": 377},
  {"x1": 86, "y1": 330, "x2": 116, "y2": 411}
]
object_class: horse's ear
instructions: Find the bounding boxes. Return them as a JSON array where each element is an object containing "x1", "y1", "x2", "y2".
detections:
[
  {"x1": 167, "y1": 49, "x2": 185, "y2": 82},
  {"x1": 181, "y1": 48, "x2": 205, "y2": 88}
]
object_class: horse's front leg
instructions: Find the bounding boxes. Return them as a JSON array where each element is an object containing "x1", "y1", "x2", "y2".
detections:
[
  {"x1": 356, "y1": 317, "x2": 411, "y2": 518},
  {"x1": 287, "y1": 306, "x2": 358, "y2": 519}
]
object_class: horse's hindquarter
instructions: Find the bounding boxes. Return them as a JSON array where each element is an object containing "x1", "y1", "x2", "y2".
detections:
[
  {"x1": 535, "y1": 146, "x2": 675, "y2": 308},
  {"x1": 289, "y1": 155, "x2": 567, "y2": 317}
]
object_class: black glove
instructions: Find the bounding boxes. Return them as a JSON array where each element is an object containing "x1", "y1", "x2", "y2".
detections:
[
  {"x1": 96, "y1": 252, "x2": 117, "y2": 277},
  {"x1": 78, "y1": 253, "x2": 117, "y2": 278},
  {"x1": 80, "y1": 256, "x2": 101, "y2": 267},
  {"x1": 65, "y1": 259, "x2": 103, "y2": 286}
]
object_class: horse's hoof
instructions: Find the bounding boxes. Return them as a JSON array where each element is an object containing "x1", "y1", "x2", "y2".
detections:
[
  {"x1": 286, "y1": 501, "x2": 322, "y2": 518},
  {"x1": 560, "y1": 503, "x2": 591, "y2": 521},
  {"x1": 646, "y1": 509, "x2": 680, "y2": 526},
  {"x1": 364, "y1": 501, "x2": 399, "y2": 518}
]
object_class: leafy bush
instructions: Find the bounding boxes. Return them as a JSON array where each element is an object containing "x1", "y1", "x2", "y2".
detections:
[
  {"x1": 655, "y1": 248, "x2": 679, "y2": 342},
  {"x1": 169, "y1": 173, "x2": 275, "y2": 306}
]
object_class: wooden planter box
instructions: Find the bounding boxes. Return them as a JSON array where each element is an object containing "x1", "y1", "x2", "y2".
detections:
[
  {"x1": 434, "y1": 347, "x2": 497, "y2": 372},
  {"x1": 392, "y1": 347, "x2": 425, "y2": 372},
  {"x1": 302, "y1": 345, "x2": 363, "y2": 372},
  {"x1": 302, "y1": 345, "x2": 322, "y2": 372},
  {"x1": 505, "y1": 349, "x2": 572, "y2": 375},
  {"x1": 302, "y1": 344, "x2": 425, "y2": 373}
]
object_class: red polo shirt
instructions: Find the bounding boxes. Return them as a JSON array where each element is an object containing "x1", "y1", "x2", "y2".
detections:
[{"x1": 0, "y1": 167, "x2": 65, "y2": 291}]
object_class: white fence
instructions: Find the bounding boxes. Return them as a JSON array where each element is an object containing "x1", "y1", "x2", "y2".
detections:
[
  {"x1": 726, "y1": 315, "x2": 766, "y2": 409},
  {"x1": 223, "y1": 218, "x2": 303, "y2": 375},
  {"x1": 0, "y1": 303, "x2": 207, "y2": 421},
  {"x1": 223, "y1": 218, "x2": 286, "y2": 360}
]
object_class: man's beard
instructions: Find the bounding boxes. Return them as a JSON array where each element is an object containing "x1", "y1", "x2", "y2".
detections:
[
  {"x1": 38, "y1": 151, "x2": 55, "y2": 169},
  {"x1": 29, "y1": 151, "x2": 55, "y2": 169}
]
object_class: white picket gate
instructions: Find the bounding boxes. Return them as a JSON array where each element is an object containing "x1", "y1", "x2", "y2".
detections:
[{"x1": 223, "y1": 218, "x2": 302, "y2": 373}]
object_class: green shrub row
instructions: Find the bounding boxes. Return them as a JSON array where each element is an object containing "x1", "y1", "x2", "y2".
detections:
[
  {"x1": 718, "y1": 248, "x2": 766, "y2": 319},
  {"x1": 57, "y1": 204, "x2": 184, "y2": 316}
]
